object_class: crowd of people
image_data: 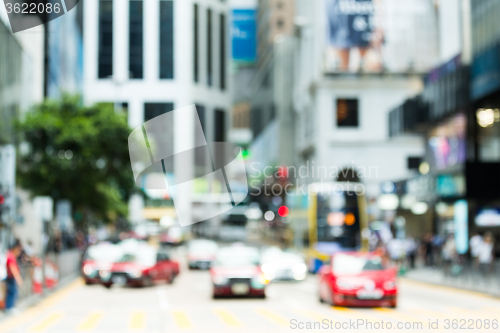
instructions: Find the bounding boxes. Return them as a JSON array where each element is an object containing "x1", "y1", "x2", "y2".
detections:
[{"x1": 370, "y1": 225, "x2": 498, "y2": 277}]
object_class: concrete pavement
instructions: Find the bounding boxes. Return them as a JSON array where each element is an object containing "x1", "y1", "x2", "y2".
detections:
[{"x1": 1, "y1": 253, "x2": 500, "y2": 332}]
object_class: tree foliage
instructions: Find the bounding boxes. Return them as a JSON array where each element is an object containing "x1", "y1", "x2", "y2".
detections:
[{"x1": 16, "y1": 94, "x2": 136, "y2": 225}]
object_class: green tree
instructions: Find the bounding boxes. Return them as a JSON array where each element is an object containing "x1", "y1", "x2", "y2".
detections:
[{"x1": 16, "y1": 94, "x2": 136, "y2": 227}]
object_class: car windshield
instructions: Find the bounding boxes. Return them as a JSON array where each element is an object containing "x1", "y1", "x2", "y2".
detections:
[
  {"x1": 188, "y1": 241, "x2": 218, "y2": 254},
  {"x1": 332, "y1": 254, "x2": 385, "y2": 275},
  {"x1": 117, "y1": 247, "x2": 156, "y2": 266},
  {"x1": 214, "y1": 248, "x2": 259, "y2": 267},
  {"x1": 85, "y1": 244, "x2": 121, "y2": 263}
]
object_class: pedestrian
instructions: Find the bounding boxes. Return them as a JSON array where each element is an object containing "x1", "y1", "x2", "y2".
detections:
[
  {"x1": 478, "y1": 232, "x2": 494, "y2": 277},
  {"x1": 422, "y1": 232, "x2": 434, "y2": 267},
  {"x1": 469, "y1": 232, "x2": 483, "y2": 266},
  {"x1": 405, "y1": 234, "x2": 418, "y2": 269},
  {"x1": 5, "y1": 240, "x2": 23, "y2": 312},
  {"x1": 441, "y1": 235, "x2": 456, "y2": 276}
]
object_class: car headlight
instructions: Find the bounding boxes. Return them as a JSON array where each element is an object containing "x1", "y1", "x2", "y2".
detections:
[
  {"x1": 292, "y1": 264, "x2": 307, "y2": 281},
  {"x1": 83, "y1": 264, "x2": 95, "y2": 276},
  {"x1": 384, "y1": 280, "x2": 397, "y2": 290},
  {"x1": 292, "y1": 264, "x2": 307, "y2": 274},
  {"x1": 252, "y1": 274, "x2": 270, "y2": 288},
  {"x1": 99, "y1": 270, "x2": 111, "y2": 280},
  {"x1": 336, "y1": 278, "x2": 357, "y2": 290},
  {"x1": 128, "y1": 270, "x2": 142, "y2": 278},
  {"x1": 213, "y1": 276, "x2": 229, "y2": 285},
  {"x1": 261, "y1": 263, "x2": 275, "y2": 280}
]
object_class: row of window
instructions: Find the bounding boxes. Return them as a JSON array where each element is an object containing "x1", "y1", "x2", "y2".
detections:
[
  {"x1": 98, "y1": 0, "x2": 173, "y2": 80},
  {"x1": 144, "y1": 103, "x2": 226, "y2": 142},
  {"x1": 98, "y1": 0, "x2": 226, "y2": 90},
  {"x1": 193, "y1": 4, "x2": 226, "y2": 89}
]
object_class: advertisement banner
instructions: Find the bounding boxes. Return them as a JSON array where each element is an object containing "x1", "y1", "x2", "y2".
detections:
[
  {"x1": 324, "y1": 0, "x2": 438, "y2": 73},
  {"x1": 232, "y1": 9, "x2": 256, "y2": 63}
]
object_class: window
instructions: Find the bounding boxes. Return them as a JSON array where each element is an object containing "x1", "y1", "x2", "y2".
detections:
[
  {"x1": 98, "y1": 0, "x2": 113, "y2": 78},
  {"x1": 219, "y1": 13, "x2": 226, "y2": 90},
  {"x1": 214, "y1": 109, "x2": 226, "y2": 141},
  {"x1": 407, "y1": 157, "x2": 422, "y2": 170},
  {"x1": 144, "y1": 103, "x2": 174, "y2": 121},
  {"x1": 336, "y1": 98, "x2": 359, "y2": 127},
  {"x1": 129, "y1": 0, "x2": 143, "y2": 79},
  {"x1": 194, "y1": 105, "x2": 208, "y2": 173},
  {"x1": 159, "y1": 0, "x2": 174, "y2": 79},
  {"x1": 193, "y1": 4, "x2": 199, "y2": 83},
  {"x1": 197, "y1": 105, "x2": 207, "y2": 135},
  {"x1": 207, "y1": 8, "x2": 213, "y2": 86}
]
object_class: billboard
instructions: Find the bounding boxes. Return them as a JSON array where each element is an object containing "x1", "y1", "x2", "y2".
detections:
[
  {"x1": 232, "y1": 9, "x2": 256, "y2": 62},
  {"x1": 324, "y1": 0, "x2": 438, "y2": 73}
]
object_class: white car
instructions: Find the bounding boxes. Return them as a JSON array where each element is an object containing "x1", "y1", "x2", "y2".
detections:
[
  {"x1": 187, "y1": 239, "x2": 218, "y2": 269},
  {"x1": 260, "y1": 248, "x2": 307, "y2": 281}
]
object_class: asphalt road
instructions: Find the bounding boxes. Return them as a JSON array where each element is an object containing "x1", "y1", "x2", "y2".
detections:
[{"x1": 1, "y1": 251, "x2": 500, "y2": 333}]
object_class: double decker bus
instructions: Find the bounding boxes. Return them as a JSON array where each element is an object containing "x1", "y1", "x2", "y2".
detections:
[{"x1": 287, "y1": 182, "x2": 369, "y2": 272}]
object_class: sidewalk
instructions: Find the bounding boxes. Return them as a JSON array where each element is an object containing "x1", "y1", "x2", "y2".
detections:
[
  {"x1": 403, "y1": 266, "x2": 500, "y2": 298},
  {"x1": 0, "y1": 274, "x2": 81, "y2": 324}
]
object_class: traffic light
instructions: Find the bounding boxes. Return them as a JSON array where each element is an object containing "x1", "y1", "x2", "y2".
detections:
[
  {"x1": 0, "y1": 194, "x2": 6, "y2": 225},
  {"x1": 241, "y1": 149, "x2": 250, "y2": 160},
  {"x1": 278, "y1": 205, "x2": 289, "y2": 217}
]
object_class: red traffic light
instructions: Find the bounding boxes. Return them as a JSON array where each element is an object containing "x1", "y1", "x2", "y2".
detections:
[
  {"x1": 0, "y1": 195, "x2": 5, "y2": 205},
  {"x1": 278, "y1": 205, "x2": 289, "y2": 217}
]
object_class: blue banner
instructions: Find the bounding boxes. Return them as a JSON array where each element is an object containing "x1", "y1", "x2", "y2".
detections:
[{"x1": 232, "y1": 9, "x2": 256, "y2": 62}]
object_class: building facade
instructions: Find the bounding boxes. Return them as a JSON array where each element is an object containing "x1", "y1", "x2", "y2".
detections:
[
  {"x1": 83, "y1": 0, "x2": 232, "y2": 224},
  {"x1": 292, "y1": 0, "x2": 437, "y2": 199}
]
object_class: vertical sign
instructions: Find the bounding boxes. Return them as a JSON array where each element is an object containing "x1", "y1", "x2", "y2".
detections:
[
  {"x1": 454, "y1": 199, "x2": 468, "y2": 255},
  {"x1": 231, "y1": 9, "x2": 256, "y2": 62}
]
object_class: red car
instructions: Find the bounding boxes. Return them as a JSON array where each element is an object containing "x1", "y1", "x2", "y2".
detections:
[
  {"x1": 81, "y1": 242, "x2": 122, "y2": 285},
  {"x1": 210, "y1": 246, "x2": 269, "y2": 298},
  {"x1": 318, "y1": 252, "x2": 397, "y2": 308},
  {"x1": 99, "y1": 247, "x2": 179, "y2": 288}
]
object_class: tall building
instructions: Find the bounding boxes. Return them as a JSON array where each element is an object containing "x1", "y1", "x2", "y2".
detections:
[
  {"x1": 249, "y1": 0, "x2": 295, "y2": 170},
  {"x1": 291, "y1": 0, "x2": 442, "y2": 199},
  {"x1": 83, "y1": 0, "x2": 231, "y2": 224},
  {"x1": 228, "y1": 0, "x2": 257, "y2": 147},
  {"x1": 45, "y1": 3, "x2": 84, "y2": 98},
  {"x1": 0, "y1": 15, "x2": 44, "y2": 252},
  {"x1": 388, "y1": 0, "x2": 475, "y2": 241}
]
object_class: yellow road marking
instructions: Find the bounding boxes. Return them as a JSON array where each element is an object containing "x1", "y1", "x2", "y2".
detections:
[
  {"x1": 77, "y1": 311, "x2": 104, "y2": 331},
  {"x1": 331, "y1": 306, "x2": 382, "y2": 322},
  {"x1": 28, "y1": 311, "x2": 64, "y2": 332},
  {"x1": 0, "y1": 278, "x2": 83, "y2": 333},
  {"x1": 480, "y1": 307, "x2": 500, "y2": 317},
  {"x1": 449, "y1": 306, "x2": 499, "y2": 319},
  {"x1": 172, "y1": 310, "x2": 193, "y2": 329},
  {"x1": 128, "y1": 311, "x2": 146, "y2": 330},
  {"x1": 213, "y1": 308, "x2": 243, "y2": 327},
  {"x1": 374, "y1": 307, "x2": 426, "y2": 324},
  {"x1": 255, "y1": 308, "x2": 289, "y2": 327},
  {"x1": 411, "y1": 308, "x2": 461, "y2": 321}
]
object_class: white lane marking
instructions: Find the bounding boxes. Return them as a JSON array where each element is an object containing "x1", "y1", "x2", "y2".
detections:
[
  {"x1": 297, "y1": 282, "x2": 317, "y2": 293},
  {"x1": 282, "y1": 297, "x2": 305, "y2": 309},
  {"x1": 266, "y1": 285, "x2": 278, "y2": 298},
  {"x1": 157, "y1": 287, "x2": 169, "y2": 312}
]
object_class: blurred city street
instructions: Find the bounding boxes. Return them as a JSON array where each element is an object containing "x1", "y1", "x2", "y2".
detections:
[
  {"x1": 2, "y1": 0, "x2": 500, "y2": 331},
  {"x1": 0, "y1": 246, "x2": 499, "y2": 333}
]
